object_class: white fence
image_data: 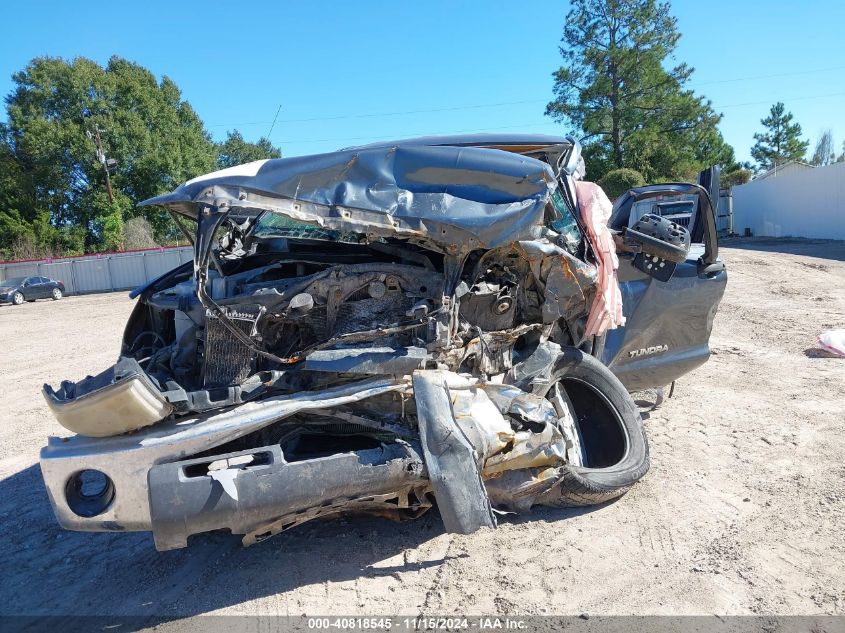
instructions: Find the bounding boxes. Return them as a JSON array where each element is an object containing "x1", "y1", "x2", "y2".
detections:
[
  {"x1": 0, "y1": 247, "x2": 193, "y2": 295},
  {"x1": 732, "y1": 162, "x2": 845, "y2": 240}
]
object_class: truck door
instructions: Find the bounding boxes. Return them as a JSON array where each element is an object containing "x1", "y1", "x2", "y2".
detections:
[{"x1": 597, "y1": 168, "x2": 727, "y2": 391}]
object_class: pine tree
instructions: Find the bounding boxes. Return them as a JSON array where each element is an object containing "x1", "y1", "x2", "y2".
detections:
[
  {"x1": 545, "y1": 0, "x2": 734, "y2": 182},
  {"x1": 750, "y1": 103, "x2": 809, "y2": 171}
]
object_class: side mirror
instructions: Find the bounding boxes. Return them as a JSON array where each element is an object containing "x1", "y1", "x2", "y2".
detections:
[{"x1": 622, "y1": 214, "x2": 691, "y2": 281}]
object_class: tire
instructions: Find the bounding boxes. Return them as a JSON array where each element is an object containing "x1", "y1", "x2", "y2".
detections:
[
  {"x1": 11, "y1": 291, "x2": 24, "y2": 306},
  {"x1": 531, "y1": 347, "x2": 650, "y2": 507},
  {"x1": 52, "y1": 288, "x2": 63, "y2": 300}
]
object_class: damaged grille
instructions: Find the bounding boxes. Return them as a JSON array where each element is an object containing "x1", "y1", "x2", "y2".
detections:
[
  {"x1": 334, "y1": 295, "x2": 417, "y2": 336},
  {"x1": 203, "y1": 307, "x2": 258, "y2": 387},
  {"x1": 296, "y1": 295, "x2": 419, "y2": 342}
]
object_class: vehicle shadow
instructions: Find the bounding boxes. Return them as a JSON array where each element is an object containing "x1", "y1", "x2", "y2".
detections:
[
  {"x1": 0, "y1": 463, "x2": 445, "y2": 625},
  {"x1": 720, "y1": 237, "x2": 845, "y2": 262},
  {"x1": 0, "y1": 463, "x2": 604, "y2": 627}
]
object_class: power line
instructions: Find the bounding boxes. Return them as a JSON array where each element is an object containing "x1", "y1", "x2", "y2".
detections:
[
  {"x1": 207, "y1": 99, "x2": 541, "y2": 128},
  {"x1": 281, "y1": 121, "x2": 561, "y2": 146},
  {"x1": 273, "y1": 90, "x2": 845, "y2": 146},
  {"x1": 207, "y1": 65, "x2": 845, "y2": 130},
  {"x1": 692, "y1": 64, "x2": 845, "y2": 86},
  {"x1": 717, "y1": 91, "x2": 845, "y2": 109}
]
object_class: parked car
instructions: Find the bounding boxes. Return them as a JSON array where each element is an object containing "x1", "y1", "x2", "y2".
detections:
[
  {"x1": 0, "y1": 276, "x2": 65, "y2": 305},
  {"x1": 39, "y1": 135, "x2": 726, "y2": 551}
]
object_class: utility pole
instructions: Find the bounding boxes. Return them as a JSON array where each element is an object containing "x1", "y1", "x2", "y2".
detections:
[{"x1": 87, "y1": 125, "x2": 115, "y2": 203}]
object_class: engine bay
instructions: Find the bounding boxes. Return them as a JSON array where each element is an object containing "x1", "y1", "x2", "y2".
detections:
[{"x1": 116, "y1": 213, "x2": 585, "y2": 421}]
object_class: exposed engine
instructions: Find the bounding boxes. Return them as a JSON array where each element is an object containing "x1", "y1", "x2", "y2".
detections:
[{"x1": 119, "y1": 227, "x2": 565, "y2": 419}]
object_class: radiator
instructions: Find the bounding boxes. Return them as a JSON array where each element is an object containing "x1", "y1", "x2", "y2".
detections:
[{"x1": 203, "y1": 308, "x2": 257, "y2": 387}]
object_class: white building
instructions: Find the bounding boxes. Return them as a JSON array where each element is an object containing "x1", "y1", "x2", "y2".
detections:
[
  {"x1": 731, "y1": 161, "x2": 845, "y2": 240},
  {"x1": 752, "y1": 161, "x2": 814, "y2": 182}
]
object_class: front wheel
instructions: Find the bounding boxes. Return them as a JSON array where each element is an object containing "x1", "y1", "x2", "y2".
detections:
[
  {"x1": 11, "y1": 291, "x2": 24, "y2": 305},
  {"x1": 534, "y1": 348, "x2": 650, "y2": 507},
  {"x1": 52, "y1": 288, "x2": 63, "y2": 300}
]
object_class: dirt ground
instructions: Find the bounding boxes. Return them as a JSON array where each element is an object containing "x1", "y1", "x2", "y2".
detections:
[{"x1": 1, "y1": 238, "x2": 843, "y2": 625}]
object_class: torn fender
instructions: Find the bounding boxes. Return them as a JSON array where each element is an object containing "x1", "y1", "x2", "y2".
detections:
[
  {"x1": 516, "y1": 240, "x2": 598, "y2": 325},
  {"x1": 412, "y1": 370, "x2": 496, "y2": 534}
]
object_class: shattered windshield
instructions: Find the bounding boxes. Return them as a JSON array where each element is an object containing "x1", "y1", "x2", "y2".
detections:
[
  {"x1": 550, "y1": 188, "x2": 583, "y2": 254},
  {"x1": 252, "y1": 212, "x2": 362, "y2": 243}
]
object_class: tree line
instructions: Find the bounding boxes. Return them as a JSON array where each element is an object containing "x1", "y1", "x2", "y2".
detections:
[
  {"x1": 0, "y1": 56, "x2": 280, "y2": 260},
  {"x1": 2, "y1": 0, "x2": 841, "y2": 260},
  {"x1": 546, "y1": 0, "x2": 843, "y2": 199}
]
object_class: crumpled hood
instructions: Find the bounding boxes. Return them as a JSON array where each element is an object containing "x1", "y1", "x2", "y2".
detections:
[{"x1": 140, "y1": 144, "x2": 557, "y2": 250}]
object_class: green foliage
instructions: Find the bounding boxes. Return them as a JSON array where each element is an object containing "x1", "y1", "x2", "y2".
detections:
[
  {"x1": 56, "y1": 225, "x2": 86, "y2": 256},
  {"x1": 123, "y1": 216, "x2": 159, "y2": 249},
  {"x1": 750, "y1": 102, "x2": 809, "y2": 171},
  {"x1": 92, "y1": 190, "x2": 132, "y2": 251},
  {"x1": 0, "y1": 209, "x2": 33, "y2": 254},
  {"x1": 0, "y1": 56, "x2": 288, "y2": 259},
  {"x1": 597, "y1": 168, "x2": 646, "y2": 200},
  {"x1": 545, "y1": 0, "x2": 735, "y2": 182},
  {"x1": 217, "y1": 130, "x2": 281, "y2": 168},
  {"x1": 1, "y1": 55, "x2": 218, "y2": 254},
  {"x1": 101, "y1": 212, "x2": 124, "y2": 251},
  {"x1": 721, "y1": 169, "x2": 753, "y2": 188}
]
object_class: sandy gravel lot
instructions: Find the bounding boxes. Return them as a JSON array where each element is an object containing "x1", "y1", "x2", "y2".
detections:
[{"x1": 1, "y1": 239, "x2": 843, "y2": 624}]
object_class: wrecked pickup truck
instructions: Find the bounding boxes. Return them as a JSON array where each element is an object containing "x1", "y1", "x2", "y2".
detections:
[{"x1": 40, "y1": 135, "x2": 726, "y2": 550}]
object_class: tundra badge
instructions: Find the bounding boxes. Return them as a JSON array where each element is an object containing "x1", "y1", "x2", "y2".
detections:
[{"x1": 629, "y1": 345, "x2": 669, "y2": 358}]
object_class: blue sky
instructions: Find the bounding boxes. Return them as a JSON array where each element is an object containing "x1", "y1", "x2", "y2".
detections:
[{"x1": 3, "y1": 1, "x2": 844, "y2": 170}]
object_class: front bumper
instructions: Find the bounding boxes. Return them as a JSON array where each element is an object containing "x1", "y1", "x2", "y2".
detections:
[
  {"x1": 148, "y1": 441, "x2": 427, "y2": 550},
  {"x1": 40, "y1": 377, "x2": 409, "y2": 533},
  {"x1": 40, "y1": 366, "x2": 571, "y2": 549}
]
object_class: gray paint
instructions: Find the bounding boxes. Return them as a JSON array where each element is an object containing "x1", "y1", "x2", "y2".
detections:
[
  {"x1": 148, "y1": 441, "x2": 427, "y2": 550},
  {"x1": 303, "y1": 346, "x2": 427, "y2": 374},
  {"x1": 38, "y1": 134, "x2": 727, "y2": 549},
  {"x1": 602, "y1": 247, "x2": 727, "y2": 391},
  {"x1": 140, "y1": 144, "x2": 558, "y2": 250}
]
